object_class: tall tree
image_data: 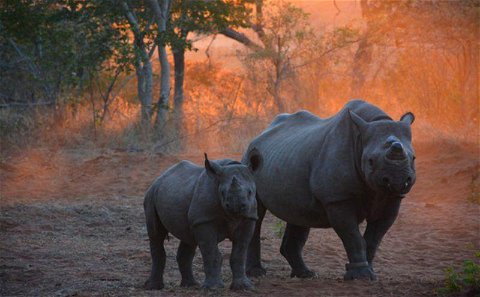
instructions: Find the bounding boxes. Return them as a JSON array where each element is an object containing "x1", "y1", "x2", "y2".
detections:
[
  {"x1": 146, "y1": 0, "x2": 172, "y2": 127},
  {"x1": 352, "y1": 0, "x2": 478, "y2": 122},
  {"x1": 350, "y1": 0, "x2": 398, "y2": 96},
  {"x1": 118, "y1": 0, "x2": 156, "y2": 124},
  {"x1": 0, "y1": 0, "x2": 121, "y2": 112},
  {"x1": 243, "y1": 1, "x2": 315, "y2": 112},
  {"x1": 162, "y1": 0, "x2": 252, "y2": 146},
  {"x1": 222, "y1": 0, "x2": 357, "y2": 113}
]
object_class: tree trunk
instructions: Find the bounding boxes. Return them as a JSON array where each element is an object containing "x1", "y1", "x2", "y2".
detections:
[
  {"x1": 173, "y1": 48, "x2": 185, "y2": 112},
  {"x1": 156, "y1": 46, "x2": 170, "y2": 127},
  {"x1": 136, "y1": 59, "x2": 153, "y2": 124},
  {"x1": 120, "y1": 0, "x2": 154, "y2": 125},
  {"x1": 351, "y1": 36, "x2": 371, "y2": 96},
  {"x1": 144, "y1": 60, "x2": 153, "y2": 123},
  {"x1": 272, "y1": 55, "x2": 286, "y2": 113},
  {"x1": 351, "y1": 0, "x2": 374, "y2": 97},
  {"x1": 172, "y1": 47, "x2": 185, "y2": 149},
  {"x1": 147, "y1": 0, "x2": 171, "y2": 128},
  {"x1": 272, "y1": 79, "x2": 285, "y2": 113}
]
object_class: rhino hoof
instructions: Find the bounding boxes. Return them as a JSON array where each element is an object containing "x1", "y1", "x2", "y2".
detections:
[
  {"x1": 343, "y1": 266, "x2": 377, "y2": 281},
  {"x1": 144, "y1": 278, "x2": 164, "y2": 290},
  {"x1": 290, "y1": 269, "x2": 317, "y2": 278},
  {"x1": 247, "y1": 265, "x2": 267, "y2": 277},
  {"x1": 202, "y1": 280, "x2": 225, "y2": 290},
  {"x1": 230, "y1": 277, "x2": 254, "y2": 291},
  {"x1": 180, "y1": 279, "x2": 200, "y2": 288}
]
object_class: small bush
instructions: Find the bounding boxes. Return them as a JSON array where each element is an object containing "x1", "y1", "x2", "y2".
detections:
[
  {"x1": 273, "y1": 219, "x2": 286, "y2": 239},
  {"x1": 438, "y1": 251, "x2": 480, "y2": 296}
]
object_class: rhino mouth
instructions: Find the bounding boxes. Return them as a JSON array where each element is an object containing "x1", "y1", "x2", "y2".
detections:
[
  {"x1": 375, "y1": 173, "x2": 413, "y2": 197},
  {"x1": 225, "y1": 209, "x2": 252, "y2": 220},
  {"x1": 383, "y1": 182, "x2": 411, "y2": 197},
  {"x1": 382, "y1": 188, "x2": 407, "y2": 198}
]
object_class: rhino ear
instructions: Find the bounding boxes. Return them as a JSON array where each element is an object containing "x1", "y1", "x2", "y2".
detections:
[
  {"x1": 248, "y1": 147, "x2": 263, "y2": 173},
  {"x1": 349, "y1": 110, "x2": 368, "y2": 132},
  {"x1": 204, "y1": 153, "x2": 222, "y2": 179},
  {"x1": 400, "y1": 112, "x2": 415, "y2": 125}
]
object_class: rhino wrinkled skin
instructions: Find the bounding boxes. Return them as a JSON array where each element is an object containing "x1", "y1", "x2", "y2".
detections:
[
  {"x1": 242, "y1": 100, "x2": 416, "y2": 280},
  {"x1": 144, "y1": 152, "x2": 262, "y2": 290}
]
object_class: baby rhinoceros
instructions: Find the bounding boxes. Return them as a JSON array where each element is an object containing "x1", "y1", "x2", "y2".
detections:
[{"x1": 143, "y1": 151, "x2": 263, "y2": 291}]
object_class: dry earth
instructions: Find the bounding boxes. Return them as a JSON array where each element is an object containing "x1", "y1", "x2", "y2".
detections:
[{"x1": 0, "y1": 141, "x2": 479, "y2": 296}]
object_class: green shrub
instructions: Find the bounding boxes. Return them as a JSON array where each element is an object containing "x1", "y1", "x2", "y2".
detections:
[
  {"x1": 438, "y1": 251, "x2": 480, "y2": 296},
  {"x1": 273, "y1": 219, "x2": 286, "y2": 239}
]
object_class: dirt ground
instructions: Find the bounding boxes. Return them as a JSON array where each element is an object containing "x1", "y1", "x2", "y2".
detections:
[{"x1": 0, "y1": 141, "x2": 479, "y2": 296}]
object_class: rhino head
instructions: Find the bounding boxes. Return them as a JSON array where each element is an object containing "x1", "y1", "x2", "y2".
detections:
[
  {"x1": 204, "y1": 150, "x2": 263, "y2": 217},
  {"x1": 350, "y1": 110, "x2": 416, "y2": 197}
]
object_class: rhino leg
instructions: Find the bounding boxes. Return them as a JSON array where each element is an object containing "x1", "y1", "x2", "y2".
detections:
[
  {"x1": 194, "y1": 223, "x2": 224, "y2": 290},
  {"x1": 246, "y1": 199, "x2": 267, "y2": 277},
  {"x1": 280, "y1": 223, "x2": 317, "y2": 278},
  {"x1": 326, "y1": 200, "x2": 376, "y2": 281},
  {"x1": 230, "y1": 220, "x2": 256, "y2": 290},
  {"x1": 144, "y1": 204, "x2": 168, "y2": 290},
  {"x1": 177, "y1": 241, "x2": 199, "y2": 287},
  {"x1": 363, "y1": 198, "x2": 401, "y2": 267}
]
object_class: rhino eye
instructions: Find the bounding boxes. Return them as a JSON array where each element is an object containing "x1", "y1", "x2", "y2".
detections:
[{"x1": 368, "y1": 159, "x2": 374, "y2": 167}]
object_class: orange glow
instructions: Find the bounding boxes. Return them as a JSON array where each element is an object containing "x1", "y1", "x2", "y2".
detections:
[{"x1": 1, "y1": 0, "x2": 477, "y2": 159}]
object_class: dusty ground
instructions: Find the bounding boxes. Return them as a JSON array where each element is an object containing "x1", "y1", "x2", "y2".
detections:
[{"x1": 0, "y1": 141, "x2": 479, "y2": 296}]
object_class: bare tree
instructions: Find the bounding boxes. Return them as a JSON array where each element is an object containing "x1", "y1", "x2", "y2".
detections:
[{"x1": 223, "y1": 1, "x2": 328, "y2": 112}]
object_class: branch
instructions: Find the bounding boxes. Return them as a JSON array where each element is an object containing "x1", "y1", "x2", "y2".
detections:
[
  {"x1": 8, "y1": 39, "x2": 41, "y2": 80},
  {"x1": 148, "y1": 44, "x2": 157, "y2": 58},
  {"x1": 7, "y1": 38, "x2": 55, "y2": 102},
  {"x1": 205, "y1": 34, "x2": 217, "y2": 62},
  {"x1": 253, "y1": 0, "x2": 266, "y2": 39},
  {"x1": 333, "y1": 0, "x2": 341, "y2": 16},
  {"x1": 155, "y1": 116, "x2": 246, "y2": 150},
  {"x1": 146, "y1": 0, "x2": 171, "y2": 30},
  {"x1": 220, "y1": 28, "x2": 263, "y2": 50},
  {"x1": 120, "y1": 1, "x2": 142, "y2": 39},
  {"x1": 121, "y1": 1, "x2": 154, "y2": 63},
  {"x1": 292, "y1": 38, "x2": 361, "y2": 69},
  {"x1": 110, "y1": 73, "x2": 136, "y2": 104},
  {"x1": 0, "y1": 101, "x2": 55, "y2": 108}
]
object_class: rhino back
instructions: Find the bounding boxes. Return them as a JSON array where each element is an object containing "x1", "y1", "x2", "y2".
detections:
[
  {"x1": 149, "y1": 160, "x2": 203, "y2": 244},
  {"x1": 243, "y1": 105, "x2": 374, "y2": 227},
  {"x1": 243, "y1": 110, "x2": 342, "y2": 226}
]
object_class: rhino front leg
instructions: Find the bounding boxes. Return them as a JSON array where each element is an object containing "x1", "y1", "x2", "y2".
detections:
[
  {"x1": 177, "y1": 241, "x2": 199, "y2": 287},
  {"x1": 280, "y1": 223, "x2": 316, "y2": 278},
  {"x1": 246, "y1": 198, "x2": 267, "y2": 277},
  {"x1": 364, "y1": 198, "x2": 401, "y2": 267},
  {"x1": 326, "y1": 200, "x2": 376, "y2": 281},
  {"x1": 230, "y1": 220, "x2": 256, "y2": 290},
  {"x1": 194, "y1": 223, "x2": 224, "y2": 290}
]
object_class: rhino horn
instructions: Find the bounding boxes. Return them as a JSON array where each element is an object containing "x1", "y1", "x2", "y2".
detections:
[
  {"x1": 386, "y1": 142, "x2": 407, "y2": 160},
  {"x1": 230, "y1": 176, "x2": 241, "y2": 189}
]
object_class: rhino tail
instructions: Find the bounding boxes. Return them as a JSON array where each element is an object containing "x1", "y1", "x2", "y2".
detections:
[{"x1": 144, "y1": 186, "x2": 169, "y2": 242}]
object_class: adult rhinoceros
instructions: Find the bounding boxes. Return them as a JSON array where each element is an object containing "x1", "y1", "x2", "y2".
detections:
[{"x1": 242, "y1": 100, "x2": 416, "y2": 280}]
